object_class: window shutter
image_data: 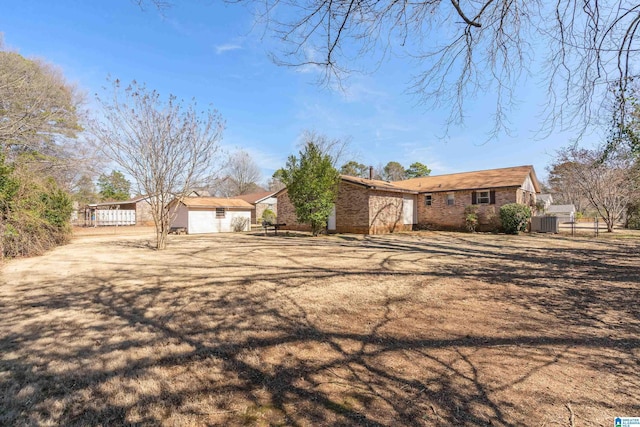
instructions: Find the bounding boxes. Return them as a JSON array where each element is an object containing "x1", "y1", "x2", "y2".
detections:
[
  {"x1": 490, "y1": 190, "x2": 496, "y2": 204},
  {"x1": 471, "y1": 191, "x2": 477, "y2": 205}
]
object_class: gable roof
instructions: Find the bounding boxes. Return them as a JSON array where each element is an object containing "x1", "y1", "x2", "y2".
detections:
[
  {"x1": 340, "y1": 175, "x2": 417, "y2": 193},
  {"x1": 393, "y1": 165, "x2": 541, "y2": 193},
  {"x1": 546, "y1": 204, "x2": 575, "y2": 213},
  {"x1": 537, "y1": 194, "x2": 553, "y2": 203},
  {"x1": 177, "y1": 197, "x2": 254, "y2": 209},
  {"x1": 188, "y1": 189, "x2": 211, "y2": 197},
  {"x1": 234, "y1": 191, "x2": 276, "y2": 204}
]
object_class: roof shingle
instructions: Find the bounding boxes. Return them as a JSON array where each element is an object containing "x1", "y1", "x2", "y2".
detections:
[
  {"x1": 178, "y1": 197, "x2": 254, "y2": 209},
  {"x1": 392, "y1": 165, "x2": 540, "y2": 193},
  {"x1": 234, "y1": 191, "x2": 276, "y2": 204}
]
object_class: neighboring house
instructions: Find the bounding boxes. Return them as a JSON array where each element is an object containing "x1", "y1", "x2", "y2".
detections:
[
  {"x1": 235, "y1": 191, "x2": 278, "y2": 224},
  {"x1": 277, "y1": 165, "x2": 541, "y2": 234},
  {"x1": 83, "y1": 196, "x2": 154, "y2": 227},
  {"x1": 187, "y1": 189, "x2": 211, "y2": 197},
  {"x1": 167, "y1": 197, "x2": 253, "y2": 234},
  {"x1": 545, "y1": 204, "x2": 576, "y2": 223},
  {"x1": 536, "y1": 194, "x2": 553, "y2": 212}
]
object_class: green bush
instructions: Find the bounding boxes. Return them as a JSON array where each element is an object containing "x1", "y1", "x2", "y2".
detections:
[
  {"x1": 0, "y1": 157, "x2": 73, "y2": 260},
  {"x1": 261, "y1": 208, "x2": 276, "y2": 224},
  {"x1": 499, "y1": 203, "x2": 532, "y2": 234},
  {"x1": 628, "y1": 204, "x2": 640, "y2": 230},
  {"x1": 464, "y1": 205, "x2": 478, "y2": 232}
]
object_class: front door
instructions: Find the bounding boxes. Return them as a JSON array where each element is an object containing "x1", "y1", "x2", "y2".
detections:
[
  {"x1": 328, "y1": 205, "x2": 336, "y2": 231},
  {"x1": 403, "y1": 195, "x2": 415, "y2": 225}
]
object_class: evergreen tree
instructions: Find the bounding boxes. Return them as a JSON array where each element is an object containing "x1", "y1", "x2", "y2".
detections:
[
  {"x1": 97, "y1": 170, "x2": 131, "y2": 201},
  {"x1": 405, "y1": 162, "x2": 431, "y2": 178},
  {"x1": 282, "y1": 142, "x2": 340, "y2": 236}
]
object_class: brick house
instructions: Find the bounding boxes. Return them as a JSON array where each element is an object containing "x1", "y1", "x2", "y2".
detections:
[
  {"x1": 235, "y1": 191, "x2": 278, "y2": 224},
  {"x1": 398, "y1": 165, "x2": 540, "y2": 231},
  {"x1": 276, "y1": 165, "x2": 540, "y2": 234},
  {"x1": 277, "y1": 176, "x2": 418, "y2": 234}
]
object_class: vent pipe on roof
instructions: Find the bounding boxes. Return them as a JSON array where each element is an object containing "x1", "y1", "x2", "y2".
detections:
[{"x1": 369, "y1": 165, "x2": 374, "y2": 180}]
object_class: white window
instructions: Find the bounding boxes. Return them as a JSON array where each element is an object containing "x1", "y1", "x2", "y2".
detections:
[
  {"x1": 216, "y1": 208, "x2": 225, "y2": 218},
  {"x1": 477, "y1": 191, "x2": 490, "y2": 204},
  {"x1": 447, "y1": 193, "x2": 455, "y2": 206},
  {"x1": 425, "y1": 194, "x2": 432, "y2": 206}
]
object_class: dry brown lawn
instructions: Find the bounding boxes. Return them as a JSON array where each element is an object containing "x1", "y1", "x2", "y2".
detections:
[{"x1": 1, "y1": 228, "x2": 639, "y2": 426}]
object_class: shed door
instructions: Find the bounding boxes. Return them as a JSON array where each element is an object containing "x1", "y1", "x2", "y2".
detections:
[
  {"x1": 327, "y1": 205, "x2": 336, "y2": 231},
  {"x1": 189, "y1": 210, "x2": 217, "y2": 234},
  {"x1": 403, "y1": 195, "x2": 415, "y2": 225}
]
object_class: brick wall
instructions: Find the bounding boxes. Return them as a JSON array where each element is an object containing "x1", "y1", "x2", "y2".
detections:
[
  {"x1": 369, "y1": 191, "x2": 407, "y2": 234},
  {"x1": 416, "y1": 188, "x2": 519, "y2": 230},
  {"x1": 254, "y1": 203, "x2": 267, "y2": 224},
  {"x1": 276, "y1": 191, "x2": 311, "y2": 231},
  {"x1": 335, "y1": 182, "x2": 370, "y2": 233},
  {"x1": 135, "y1": 200, "x2": 155, "y2": 226},
  {"x1": 516, "y1": 189, "x2": 537, "y2": 206},
  {"x1": 277, "y1": 184, "x2": 410, "y2": 234}
]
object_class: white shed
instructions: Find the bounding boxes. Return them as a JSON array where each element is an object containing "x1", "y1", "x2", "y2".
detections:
[
  {"x1": 169, "y1": 197, "x2": 254, "y2": 234},
  {"x1": 546, "y1": 204, "x2": 576, "y2": 223}
]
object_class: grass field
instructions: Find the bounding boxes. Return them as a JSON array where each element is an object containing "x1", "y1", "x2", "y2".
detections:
[{"x1": 1, "y1": 229, "x2": 639, "y2": 426}]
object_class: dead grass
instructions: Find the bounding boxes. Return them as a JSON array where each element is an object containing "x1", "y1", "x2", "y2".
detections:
[{"x1": 1, "y1": 229, "x2": 639, "y2": 426}]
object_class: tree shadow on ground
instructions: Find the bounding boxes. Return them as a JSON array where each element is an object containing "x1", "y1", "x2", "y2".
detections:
[{"x1": 1, "y1": 232, "x2": 638, "y2": 425}]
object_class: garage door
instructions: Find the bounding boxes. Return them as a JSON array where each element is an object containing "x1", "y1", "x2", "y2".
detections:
[{"x1": 189, "y1": 210, "x2": 217, "y2": 234}]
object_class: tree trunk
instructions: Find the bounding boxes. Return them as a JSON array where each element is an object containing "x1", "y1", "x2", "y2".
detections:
[{"x1": 155, "y1": 218, "x2": 168, "y2": 250}]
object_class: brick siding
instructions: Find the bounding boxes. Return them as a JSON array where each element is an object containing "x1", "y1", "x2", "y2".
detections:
[
  {"x1": 368, "y1": 191, "x2": 407, "y2": 234},
  {"x1": 276, "y1": 191, "x2": 311, "y2": 231},
  {"x1": 416, "y1": 188, "x2": 519, "y2": 231},
  {"x1": 334, "y1": 183, "x2": 370, "y2": 233},
  {"x1": 278, "y1": 182, "x2": 536, "y2": 234}
]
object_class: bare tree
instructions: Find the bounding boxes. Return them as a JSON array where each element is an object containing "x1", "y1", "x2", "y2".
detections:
[
  {"x1": 546, "y1": 161, "x2": 590, "y2": 213},
  {"x1": 223, "y1": 149, "x2": 263, "y2": 195},
  {"x1": 267, "y1": 168, "x2": 286, "y2": 192},
  {"x1": 90, "y1": 79, "x2": 224, "y2": 249},
  {"x1": 223, "y1": 0, "x2": 640, "y2": 138},
  {"x1": 297, "y1": 130, "x2": 350, "y2": 166},
  {"x1": 553, "y1": 145, "x2": 640, "y2": 232}
]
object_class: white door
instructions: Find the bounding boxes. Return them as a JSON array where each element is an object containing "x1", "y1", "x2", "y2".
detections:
[
  {"x1": 403, "y1": 195, "x2": 415, "y2": 225},
  {"x1": 189, "y1": 210, "x2": 217, "y2": 234},
  {"x1": 327, "y1": 205, "x2": 336, "y2": 231}
]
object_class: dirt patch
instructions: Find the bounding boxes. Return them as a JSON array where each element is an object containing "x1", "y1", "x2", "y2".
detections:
[{"x1": 1, "y1": 231, "x2": 638, "y2": 426}]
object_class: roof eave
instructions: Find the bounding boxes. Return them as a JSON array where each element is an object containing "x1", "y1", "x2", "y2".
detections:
[{"x1": 416, "y1": 184, "x2": 522, "y2": 193}]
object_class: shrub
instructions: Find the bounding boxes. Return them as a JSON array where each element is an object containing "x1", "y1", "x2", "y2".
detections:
[
  {"x1": 483, "y1": 206, "x2": 502, "y2": 232},
  {"x1": 0, "y1": 158, "x2": 73, "y2": 260},
  {"x1": 464, "y1": 205, "x2": 478, "y2": 232},
  {"x1": 261, "y1": 208, "x2": 276, "y2": 224},
  {"x1": 231, "y1": 216, "x2": 250, "y2": 232},
  {"x1": 499, "y1": 203, "x2": 532, "y2": 234},
  {"x1": 627, "y1": 202, "x2": 640, "y2": 229}
]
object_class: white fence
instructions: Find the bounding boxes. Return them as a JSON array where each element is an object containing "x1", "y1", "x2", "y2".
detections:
[{"x1": 87, "y1": 209, "x2": 136, "y2": 226}]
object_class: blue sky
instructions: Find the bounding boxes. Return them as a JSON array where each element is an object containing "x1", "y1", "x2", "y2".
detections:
[{"x1": 1, "y1": 1, "x2": 602, "y2": 184}]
